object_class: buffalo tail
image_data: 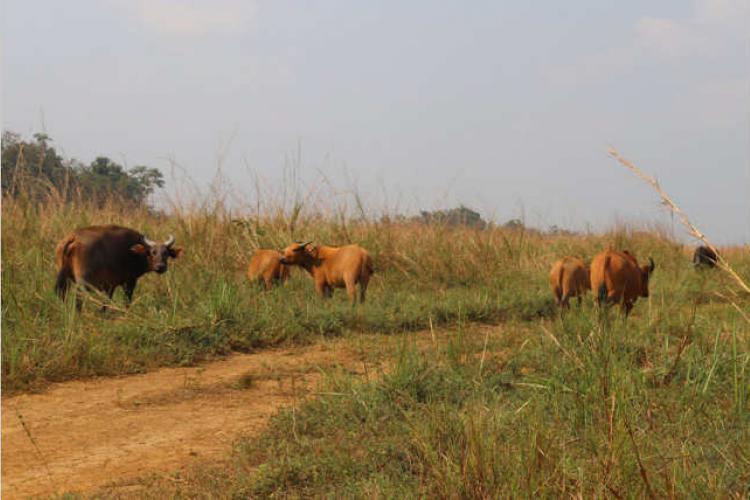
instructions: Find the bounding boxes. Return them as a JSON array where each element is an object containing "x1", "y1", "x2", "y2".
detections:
[
  {"x1": 55, "y1": 270, "x2": 71, "y2": 298},
  {"x1": 597, "y1": 254, "x2": 611, "y2": 303},
  {"x1": 54, "y1": 235, "x2": 76, "y2": 298},
  {"x1": 597, "y1": 283, "x2": 608, "y2": 303}
]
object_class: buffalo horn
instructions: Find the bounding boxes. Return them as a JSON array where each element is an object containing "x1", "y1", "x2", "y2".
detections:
[
  {"x1": 143, "y1": 236, "x2": 157, "y2": 247},
  {"x1": 165, "y1": 235, "x2": 175, "y2": 248},
  {"x1": 648, "y1": 257, "x2": 655, "y2": 272}
]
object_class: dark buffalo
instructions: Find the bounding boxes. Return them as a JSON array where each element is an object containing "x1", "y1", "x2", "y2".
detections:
[
  {"x1": 693, "y1": 245, "x2": 718, "y2": 268},
  {"x1": 55, "y1": 225, "x2": 182, "y2": 309}
]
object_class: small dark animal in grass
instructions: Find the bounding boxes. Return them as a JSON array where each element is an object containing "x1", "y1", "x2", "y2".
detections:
[
  {"x1": 549, "y1": 257, "x2": 590, "y2": 308},
  {"x1": 590, "y1": 249, "x2": 655, "y2": 316},
  {"x1": 55, "y1": 225, "x2": 182, "y2": 310},
  {"x1": 693, "y1": 245, "x2": 718, "y2": 269},
  {"x1": 279, "y1": 242, "x2": 373, "y2": 304},
  {"x1": 247, "y1": 249, "x2": 289, "y2": 290}
]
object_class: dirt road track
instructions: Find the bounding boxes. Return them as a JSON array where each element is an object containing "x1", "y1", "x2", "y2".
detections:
[{"x1": 2, "y1": 340, "x2": 370, "y2": 498}]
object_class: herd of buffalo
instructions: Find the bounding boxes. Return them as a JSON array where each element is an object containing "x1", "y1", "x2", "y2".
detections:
[
  {"x1": 550, "y1": 245, "x2": 718, "y2": 315},
  {"x1": 53, "y1": 223, "x2": 719, "y2": 314},
  {"x1": 54, "y1": 224, "x2": 373, "y2": 309}
]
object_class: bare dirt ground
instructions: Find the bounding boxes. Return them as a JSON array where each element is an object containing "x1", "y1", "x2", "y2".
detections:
[{"x1": 2, "y1": 338, "x2": 385, "y2": 499}]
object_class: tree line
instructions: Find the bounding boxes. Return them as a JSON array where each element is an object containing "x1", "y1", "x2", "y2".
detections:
[{"x1": 1, "y1": 131, "x2": 164, "y2": 206}]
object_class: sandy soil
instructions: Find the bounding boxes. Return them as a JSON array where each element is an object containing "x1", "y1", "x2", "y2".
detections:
[{"x1": 2, "y1": 340, "x2": 371, "y2": 499}]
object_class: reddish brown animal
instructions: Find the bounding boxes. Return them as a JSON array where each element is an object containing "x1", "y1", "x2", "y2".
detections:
[
  {"x1": 590, "y1": 249, "x2": 655, "y2": 316},
  {"x1": 55, "y1": 225, "x2": 182, "y2": 310},
  {"x1": 280, "y1": 242, "x2": 373, "y2": 304},
  {"x1": 549, "y1": 257, "x2": 590, "y2": 308},
  {"x1": 247, "y1": 249, "x2": 289, "y2": 290}
]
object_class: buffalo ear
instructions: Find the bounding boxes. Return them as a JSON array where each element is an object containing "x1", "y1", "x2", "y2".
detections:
[
  {"x1": 130, "y1": 244, "x2": 148, "y2": 255},
  {"x1": 169, "y1": 246, "x2": 183, "y2": 258}
]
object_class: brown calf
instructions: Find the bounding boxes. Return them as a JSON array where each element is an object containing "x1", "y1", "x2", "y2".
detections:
[
  {"x1": 247, "y1": 249, "x2": 289, "y2": 290},
  {"x1": 549, "y1": 257, "x2": 590, "y2": 308},
  {"x1": 280, "y1": 242, "x2": 373, "y2": 304}
]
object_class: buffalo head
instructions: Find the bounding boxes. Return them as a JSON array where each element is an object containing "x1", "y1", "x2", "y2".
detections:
[
  {"x1": 131, "y1": 235, "x2": 183, "y2": 274},
  {"x1": 280, "y1": 241, "x2": 314, "y2": 266}
]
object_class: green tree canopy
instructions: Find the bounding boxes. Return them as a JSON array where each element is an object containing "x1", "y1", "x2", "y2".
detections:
[
  {"x1": 418, "y1": 205, "x2": 487, "y2": 229},
  {"x1": 1, "y1": 131, "x2": 164, "y2": 206}
]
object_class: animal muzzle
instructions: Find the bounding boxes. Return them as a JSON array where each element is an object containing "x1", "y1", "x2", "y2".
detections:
[
  {"x1": 155, "y1": 264, "x2": 168, "y2": 274},
  {"x1": 279, "y1": 257, "x2": 288, "y2": 265}
]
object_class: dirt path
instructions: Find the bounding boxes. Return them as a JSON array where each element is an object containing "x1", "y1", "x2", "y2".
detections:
[{"x1": 2, "y1": 339, "x2": 377, "y2": 499}]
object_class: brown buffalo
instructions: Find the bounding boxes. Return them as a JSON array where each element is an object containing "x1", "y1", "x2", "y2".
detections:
[
  {"x1": 247, "y1": 249, "x2": 289, "y2": 290},
  {"x1": 280, "y1": 242, "x2": 373, "y2": 304},
  {"x1": 55, "y1": 225, "x2": 182, "y2": 310},
  {"x1": 590, "y1": 249, "x2": 654, "y2": 315},
  {"x1": 549, "y1": 257, "x2": 590, "y2": 308}
]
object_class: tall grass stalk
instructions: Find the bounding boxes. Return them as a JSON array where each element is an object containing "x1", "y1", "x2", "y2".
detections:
[{"x1": 608, "y1": 146, "x2": 750, "y2": 296}]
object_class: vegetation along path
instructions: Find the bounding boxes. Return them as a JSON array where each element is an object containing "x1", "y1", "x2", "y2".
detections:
[{"x1": 1, "y1": 337, "x2": 384, "y2": 498}]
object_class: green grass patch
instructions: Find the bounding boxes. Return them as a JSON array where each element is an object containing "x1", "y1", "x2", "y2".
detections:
[{"x1": 193, "y1": 306, "x2": 749, "y2": 498}]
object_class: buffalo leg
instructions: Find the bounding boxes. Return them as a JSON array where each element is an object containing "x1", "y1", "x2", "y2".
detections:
[
  {"x1": 123, "y1": 279, "x2": 137, "y2": 306},
  {"x1": 623, "y1": 302, "x2": 633, "y2": 317},
  {"x1": 359, "y1": 274, "x2": 370, "y2": 304},
  {"x1": 101, "y1": 286, "x2": 116, "y2": 313},
  {"x1": 74, "y1": 288, "x2": 83, "y2": 311},
  {"x1": 315, "y1": 280, "x2": 332, "y2": 299},
  {"x1": 344, "y1": 278, "x2": 358, "y2": 305}
]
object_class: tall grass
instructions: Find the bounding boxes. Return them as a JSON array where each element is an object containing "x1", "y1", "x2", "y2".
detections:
[{"x1": 4, "y1": 187, "x2": 749, "y2": 395}]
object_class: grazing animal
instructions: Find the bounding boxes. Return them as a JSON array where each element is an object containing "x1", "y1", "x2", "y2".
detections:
[
  {"x1": 247, "y1": 249, "x2": 289, "y2": 290},
  {"x1": 549, "y1": 257, "x2": 590, "y2": 308},
  {"x1": 590, "y1": 249, "x2": 655, "y2": 316},
  {"x1": 279, "y1": 241, "x2": 374, "y2": 304},
  {"x1": 55, "y1": 225, "x2": 182, "y2": 310},
  {"x1": 693, "y1": 245, "x2": 718, "y2": 268}
]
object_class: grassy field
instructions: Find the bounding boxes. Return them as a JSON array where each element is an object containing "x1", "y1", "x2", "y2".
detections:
[
  {"x1": 3, "y1": 192, "x2": 750, "y2": 496},
  {"x1": 2, "y1": 193, "x2": 562, "y2": 393},
  {"x1": 145, "y1": 318, "x2": 750, "y2": 498}
]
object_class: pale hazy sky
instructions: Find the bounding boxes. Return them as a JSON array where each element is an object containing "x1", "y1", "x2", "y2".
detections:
[{"x1": 3, "y1": 1, "x2": 749, "y2": 243}]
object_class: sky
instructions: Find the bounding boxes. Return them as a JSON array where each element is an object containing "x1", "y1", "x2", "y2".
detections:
[{"x1": 3, "y1": 0, "x2": 749, "y2": 243}]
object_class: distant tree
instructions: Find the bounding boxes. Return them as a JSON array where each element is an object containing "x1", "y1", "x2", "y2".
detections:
[
  {"x1": 503, "y1": 218, "x2": 525, "y2": 231},
  {"x1": 1, "y1": 131, "x2": 164, "y2": 207},
  {"x1": 129, "y1": 165, "x2": 165, "y2": 198},
  {"x1": 78, "y1": 156, "x2": 164, "y2": 205},
  {"x1": 1, "y1": 131, "x2": 69, "y2": 199},
  {"x1": 418, "y1": 205, "x2": 487, "y2": 229}
]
